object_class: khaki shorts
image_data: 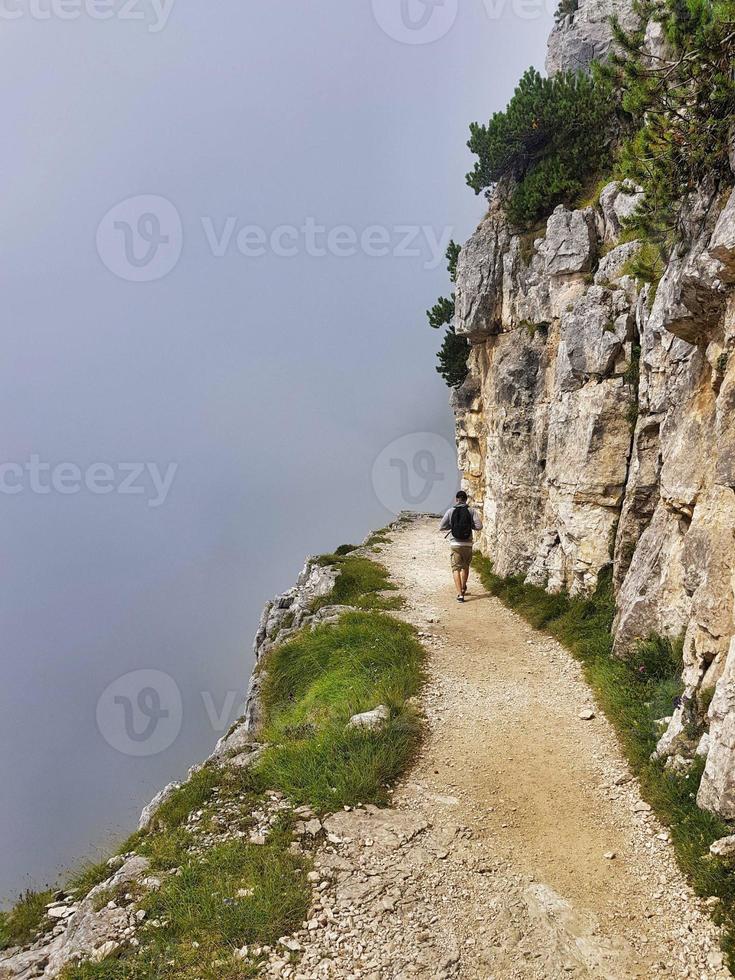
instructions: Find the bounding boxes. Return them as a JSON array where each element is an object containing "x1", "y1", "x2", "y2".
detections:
[{"x1": 450, "y1": 546, "x2": 473, "y2": 572}]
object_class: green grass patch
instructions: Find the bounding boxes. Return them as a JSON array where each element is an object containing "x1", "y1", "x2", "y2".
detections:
[
  {"x1": 574, "y1": 173, "x2": 615, "y2": 210},
  {"x1": 142, "y1": 767, "x2": 222, "y2": 833},
  {"x1": 60, "y1": 827, "x2": 308, "y2": 980},
  {"x1": 333, "y1": 543, "x2": 358, "y2": 555},
  {"x1": 363, "y1": 530, "x2": 392, "y2": 547},
  {"x1": 58, "y1": 770, "x2": 304, "y2": 979},
  {"x1": 313, "y1": 553, "x2": 402, "y2": 611},
  {"x1": 257, "y1": 610, "x2": 424, "y2": 811},
  {"x1": 474, "y1": 554, "x2": 735, "y2": 965},
  {"x1": 0, "y1": 889, "x2": 54, "y2": 951}
]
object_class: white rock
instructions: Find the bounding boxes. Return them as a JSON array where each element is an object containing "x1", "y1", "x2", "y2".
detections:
[
  {"x1": 709, "y1": 835, "x2": 735, "y2": 859},
  {"x1": 90, "y1": 940, "x2": 120, "y2": 963},
  {"x1": 346, "y1": 705, "x2": 390, "y2": 732}
]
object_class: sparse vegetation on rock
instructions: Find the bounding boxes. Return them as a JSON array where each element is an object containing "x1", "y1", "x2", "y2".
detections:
[{"x1": 427, "y1": 240, "x2": 469, "y2": 389}]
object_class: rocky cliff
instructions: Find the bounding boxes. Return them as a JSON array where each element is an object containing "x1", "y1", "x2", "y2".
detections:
[{"x1": 451, "y1": 0, "x2": 735, "y2": 817}]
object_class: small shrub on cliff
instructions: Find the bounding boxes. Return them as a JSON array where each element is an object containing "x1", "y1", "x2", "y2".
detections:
[
  {"x1": 620, "y1": 241, "x2": 665, "y2": 295},
  {"x1": 426, "y1": 295, "x2": 454, "y2": 330},
  {"x1": 465, "y1": 66, "x2": 614, "y2": 226},
  {"x1": 436, "y1": 327, "x2": 471, "y2": 388},
  {"x1": 554, "y1": 0, "x2": 579, "y2": 21},
  {"x1": 427, "y1": 240, "x2": 469, "y2": 388}
]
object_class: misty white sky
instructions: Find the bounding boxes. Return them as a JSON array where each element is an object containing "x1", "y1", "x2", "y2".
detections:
[{"x1": 0, "y1": 0, "x2": 552, "y2": 902}]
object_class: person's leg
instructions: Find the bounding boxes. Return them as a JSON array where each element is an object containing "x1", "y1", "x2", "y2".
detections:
[
  {"x1": 450, "y1": 551, "x2": 464, "y2": 599},
  {"x1": 459, "y1": 547, "x2": 472, "y2": 595}
]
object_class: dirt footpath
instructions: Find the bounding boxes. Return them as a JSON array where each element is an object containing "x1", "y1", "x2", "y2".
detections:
[{"x1": 287, "y1": 517, "x2": 730, "y2": 980}]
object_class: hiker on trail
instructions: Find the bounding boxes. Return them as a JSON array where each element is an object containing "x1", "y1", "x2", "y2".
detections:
[{"x1": 439, "y1": 491, "x2": 483, "y2": 602}]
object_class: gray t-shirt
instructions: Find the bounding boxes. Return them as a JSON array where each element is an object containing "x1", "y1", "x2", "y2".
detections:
[{"x1": 439, "y1": 505, "x2": 483, "y2": 548}]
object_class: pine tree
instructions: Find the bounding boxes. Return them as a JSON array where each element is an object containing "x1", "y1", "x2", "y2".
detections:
[
  {"x1": 466, "y1": 66, "x2": 614, "y2": 226},
  {"x1": 608, "y1": 0, "x2": 735, "y2": 243},
  {"x1": 426, "y1": 240, "x2": 469, "y2": 388}
]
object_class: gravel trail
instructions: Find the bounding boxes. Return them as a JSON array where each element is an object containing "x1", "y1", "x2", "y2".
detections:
[{"x1": 279, "y1": 516, "x2": 730, "y2": 980}]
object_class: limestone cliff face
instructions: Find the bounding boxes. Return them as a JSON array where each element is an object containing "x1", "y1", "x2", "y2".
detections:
[{"x1": 452, "y1": 0, "x2": 735, "y2": 817}]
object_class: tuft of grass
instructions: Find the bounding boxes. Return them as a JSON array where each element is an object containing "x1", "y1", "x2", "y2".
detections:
[
  {"x1": 0, "y1": 889, "x2": 54, "y2": 951},
  {"x1": 574, "y1": 173, "x2": 614, "y2": 210},
  {"x1": 363, "y1": 528, "x2": 392, "y2": 548},
  {"x1": 519, "y1": 319, "x2": 550, "y2": 339},
  {"x1": 67, "y1": 858, "x2": 118, "y2": 898},
  {"x1": 474, "y1": 554, "x2": 735, "y2": 966},
  {"x1": 518, "y1": 224, "x2": 545, "y2": 265},
  {"x1": 313, "y1": 553, "x2": 402, "y2": 611},
  {"x1": 257, "y1": 610, "x2": 425, "y2": 811},
  {"x1": 143, "y1": 766, "x2": 222, "y2": 833},
  {"x1": 333, "y1": 543, "x2": 358, "y2": 555}
]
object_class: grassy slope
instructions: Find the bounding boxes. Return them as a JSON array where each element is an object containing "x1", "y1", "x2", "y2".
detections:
[
  {"x1": 474, "y1": 554, "x2": 735, "y2": 966},
  {"x1": 257, "y1": 610, "x2": 424, "y2": 810},
  {"x1": 0, "y1": 891, "x2": 54, "y2": 952},
  {"x1": 2, "y1": 539, "x2": 425, "y2": 980}
]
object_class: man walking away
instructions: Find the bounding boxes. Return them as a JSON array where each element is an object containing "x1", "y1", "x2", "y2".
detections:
[{"x1": 439, "y1": 491, "x2": 483, "y2": 602}]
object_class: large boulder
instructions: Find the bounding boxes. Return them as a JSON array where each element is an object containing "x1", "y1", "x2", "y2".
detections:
[
  {"x1": 699, "y1": 638, "x2": 735, "y2": 818},
  {"x1": 539, "y1": 206, "x2": 596, "y2": 277}
]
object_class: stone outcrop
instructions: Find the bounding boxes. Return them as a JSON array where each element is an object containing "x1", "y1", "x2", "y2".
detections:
[
  {"x1": 0, "y1": 857, "x2": 156, "y2": 980},
  {"x1": 546, "y1": 0, "x2": 639, "y2": 76},
  {"x1": 451, "y1": 0, "x2": 735, "y2": 817}
]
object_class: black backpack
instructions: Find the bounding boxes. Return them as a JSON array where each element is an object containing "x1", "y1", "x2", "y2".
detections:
[{"x1": 450, "y1": 504, "x2": 473, "y2": 542}]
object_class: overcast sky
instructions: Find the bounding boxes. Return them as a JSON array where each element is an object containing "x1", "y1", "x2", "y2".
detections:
[{"x1": 0, "y1": 0, "x2": 552, "y2": 903}]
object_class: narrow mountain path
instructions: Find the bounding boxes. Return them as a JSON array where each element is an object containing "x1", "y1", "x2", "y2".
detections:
[{"x1": 292, "y1": 516, "x2": 730, "y2": 979}]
